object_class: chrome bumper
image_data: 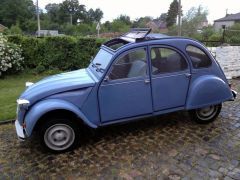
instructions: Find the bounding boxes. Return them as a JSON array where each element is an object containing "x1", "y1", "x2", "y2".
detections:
[
  {"x1": 232, "y1": 90, "x2": 237, "y2": 99},
  {"x1": 15, "y1": 120, "x2": 26, "y2": 140}
]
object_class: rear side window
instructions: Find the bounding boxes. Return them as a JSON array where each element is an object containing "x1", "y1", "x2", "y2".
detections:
[
  {"x1": 151, "y1": 47, "x2": 188, "y2": 75},
  {"x1": 186, "y1": 45, "x2": 212, "y2": 69}
]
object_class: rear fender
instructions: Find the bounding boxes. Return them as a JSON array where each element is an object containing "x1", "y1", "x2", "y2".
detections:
[
  {"x1": 24, "y1": 99, "x2": 97, "y2": 136},
  {"x1": 186, "y1": 75, "x2": 233, "y2": 109}
]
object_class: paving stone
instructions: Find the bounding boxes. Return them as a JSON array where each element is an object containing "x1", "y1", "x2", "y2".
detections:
[
  {"x1": 230, "y1": 160, "x2": 239, "y2": 168},
  {"x1": 219, "y1": 167, "x2": 228, "y2": 175},
  {"x1": 168, "y1": 174, "x2": 181, "y2": 180},
  {"x1": 209, "y1": 154, "x2": 221, "y2": 160},
  {"x1": 224, "y1": 176, "x2": 234, "y2": 180},
  {"x1": 168, "y1": 149, "x2": 178, "y2": 157},
  {"x1": 209, "y1": 169, "x2": 222, "y2": 178},
  {"x1": 0, "y1": 79, "x2": 239, "y2": 178},
  {"x1": 228, "y1": 169, "x2": 240, "y2": 180}
]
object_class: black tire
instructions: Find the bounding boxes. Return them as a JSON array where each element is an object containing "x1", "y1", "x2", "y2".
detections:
[
  {"x1": 39, "y1": 118, "x2": 80, "y2": 153},
  {"x1": 190, "y1": 104, "x2": 222, "y2": 124}
]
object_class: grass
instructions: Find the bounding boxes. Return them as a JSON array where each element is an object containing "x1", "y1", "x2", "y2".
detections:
[{"x1": 0, "y1": 70, "x2": 61, "y2": 121}]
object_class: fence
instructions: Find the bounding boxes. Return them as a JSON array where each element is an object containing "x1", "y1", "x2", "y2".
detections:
[{"x1": 202, "y1": 29, "x2": 240, "y2": 47}]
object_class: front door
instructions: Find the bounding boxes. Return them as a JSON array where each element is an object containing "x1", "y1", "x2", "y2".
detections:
[
  {"x1": 150, "y1": 46, "x2": 190, "y2": 111},
  {"x1": 98, "y1": 47, "x2": 153, "y2": 122}
]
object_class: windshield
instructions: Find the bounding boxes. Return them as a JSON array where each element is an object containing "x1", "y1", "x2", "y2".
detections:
[{"x1": 89, "y1": 49, "x2": 113, "y2": 77}]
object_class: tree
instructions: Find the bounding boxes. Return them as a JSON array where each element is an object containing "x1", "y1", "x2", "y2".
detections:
[
  {"x1": 181, "y1": 6, "x2": 208, "y2": 36},
  {"x1": 117, "y1": 15, "x2": 131, "y2": 25},
  {"x1": 111, "y1": 20, "x2": 130, "y2": 32},
  {"x1": 59, "y1": 0, "x2": 86, "y2": 25},
  {"x1": 45, "y1": 3, "x2": 61, "y2": 23},
  {"x1": 158, "y1": 13, "x2": 167, "y2": 22},
  {"x1": 167, "y1": 6, "x2": 209, "y2": 37},
  {"x1": 87, "y1": 8, "x2": 103, "y2": 23},
  {"x1": 109, "y1": 15, "x2": 132, "y2": 32},
  {"x1": 166, "y1": 0, "x2": 179, "y2": 28},
  {"x1": 103, "y1": 21, "x2": 111, "y2": 31},
  {"x1": 132, "y1": 16, "x2": 152, "y2": 28},
  {"x1": 0, "y1": 0, "x2": 35, "y2": 31}
]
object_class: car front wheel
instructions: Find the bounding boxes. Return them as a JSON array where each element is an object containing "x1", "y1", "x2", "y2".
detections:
[
  {"x1": 190, "y1": 104, "x2": 222, "y2": 124},
  {"x1": 40, "y1": 119, "x2": 80, "y2": 153}
]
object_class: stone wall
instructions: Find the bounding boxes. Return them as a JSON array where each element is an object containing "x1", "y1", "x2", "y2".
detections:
[{"x1": 208, "y1": 46, "x2": 240, "y2": 79}]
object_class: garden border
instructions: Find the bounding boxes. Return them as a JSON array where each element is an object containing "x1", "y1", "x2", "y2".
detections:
[{"x1": 0, "y1": 119, "x2": 14, "y2": 125}]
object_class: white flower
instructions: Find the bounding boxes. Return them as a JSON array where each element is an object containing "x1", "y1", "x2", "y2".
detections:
[{"x1": 0, "y1": 34, "x2": 24, "y2": 76}]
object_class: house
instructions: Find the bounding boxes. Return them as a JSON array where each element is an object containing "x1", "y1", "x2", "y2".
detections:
[
  {"x1": 0, "y1": 24, "x2": 7, "y2": 32},
  {"x1": 146, "y1": 20, "x2": 167, "y2": 32},
  {"x1": 36, "y1": 30, "x2": 59, "y2": 37},
  {"x1": 214, "y1": 12, "x2": 240, "y2": 30}
]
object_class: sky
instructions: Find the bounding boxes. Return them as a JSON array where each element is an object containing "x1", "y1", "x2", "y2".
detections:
[{"x1": 38, "y1": 0, "x2": 240, "y2": 24}]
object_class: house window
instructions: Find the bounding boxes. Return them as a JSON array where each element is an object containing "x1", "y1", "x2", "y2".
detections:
[
  {"x1": 109, "y1": 48, "x2": 147, "y2": 80},
  {"x1": 186, "y1": 45, "x2": 212, "y2": 68},
  {"x1": 151, "y1": 47, "x2": 188, "y2": 74}
]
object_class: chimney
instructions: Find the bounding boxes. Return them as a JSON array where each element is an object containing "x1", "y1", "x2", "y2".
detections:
[{"x1": 225, "y1": 9, "x2": 229, "y2": 17}]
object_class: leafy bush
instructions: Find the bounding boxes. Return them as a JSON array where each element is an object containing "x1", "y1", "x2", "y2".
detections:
[
  {"x1": 0, "y1": 34, "x2": 24, "y2": 77},
  {"x1": 7, "y1": 35, "x2": 106, "y2": 71}
]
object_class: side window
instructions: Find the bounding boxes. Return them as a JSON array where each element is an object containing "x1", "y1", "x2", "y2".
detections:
[
  {"x1": 186, "y1": 45, "x2": 212, "y2": 69},
  {"x1": 109, "y1": 48, "x2": 147, "y2": 80},
  {"x1": 151, "y1": 47, "x2": 188, "y2": 75}
]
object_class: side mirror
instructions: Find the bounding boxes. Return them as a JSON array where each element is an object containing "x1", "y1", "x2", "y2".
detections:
[{"x1": 104, "y1": 76, "x2": 109, "y2": 82}]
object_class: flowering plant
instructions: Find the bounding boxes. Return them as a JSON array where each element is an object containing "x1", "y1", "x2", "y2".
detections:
[{"x1": 0, "y1": 34, "x2": 24, "y2": 76}]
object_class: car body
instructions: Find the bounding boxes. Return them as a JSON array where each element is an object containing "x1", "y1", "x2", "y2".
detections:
[{"x1": 15, "y1": 29, "x2": 237, "y2": 152}]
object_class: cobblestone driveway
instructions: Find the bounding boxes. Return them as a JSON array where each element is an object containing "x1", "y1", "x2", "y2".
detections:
[{"x1": 0, "y1": 80, "x2": 239, "y2": 179}]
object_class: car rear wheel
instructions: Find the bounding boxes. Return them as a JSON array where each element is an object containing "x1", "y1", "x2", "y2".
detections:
[
  {"x1": 40, "y1": 119, "x2": 80, "y2": 153},
  {"x1": 190, "y1": 104, "x2": 222, "y2": 124}
]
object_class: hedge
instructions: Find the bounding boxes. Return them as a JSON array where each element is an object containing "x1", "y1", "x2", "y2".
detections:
[{"x1": 7, "y1": 35, "x2": 107, "y2": 72}]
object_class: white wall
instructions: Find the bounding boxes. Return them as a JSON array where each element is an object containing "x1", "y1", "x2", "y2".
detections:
[
  {"x1": 208, "y1": 46, "x2": 240, "y2": 79},
  {"x1": 213, "y1": 21, "x2": 235, "y2": 31}
]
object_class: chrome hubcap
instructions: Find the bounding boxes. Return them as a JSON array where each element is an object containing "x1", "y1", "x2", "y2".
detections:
[
  {"x1": 44, "y1": 124, "x2": 75, "y2": 151},
  {"x1": 196, "y1": 105, "x2": 218, "y2": 121}
]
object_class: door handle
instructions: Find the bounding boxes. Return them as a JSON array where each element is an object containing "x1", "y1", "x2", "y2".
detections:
[
  {"x1": 185, "y1": 73, "x2": 191, "y2": 78},
  {"x1": 145, "y1": 79, "x2": 150, "y2": 84}
]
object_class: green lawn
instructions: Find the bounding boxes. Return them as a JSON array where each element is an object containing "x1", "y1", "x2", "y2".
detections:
[{"x1": 0, "y1": 71, "x2": 61, "y2": 121}]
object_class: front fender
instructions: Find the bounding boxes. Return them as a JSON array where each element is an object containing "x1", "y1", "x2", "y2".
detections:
[
  {"x1": 24, "y1": 99, "x2": 97, "y2": 136},
  {"x1": 186, "y1": 75, "x2": 233, "y2": 109}
]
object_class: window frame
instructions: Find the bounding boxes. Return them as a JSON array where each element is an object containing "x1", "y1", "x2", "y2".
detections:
[
  {"x1": 106, "y1": 46, "x2": 149, "y2": 82},
  {"x1": 149, "y1": 45, "x2": 189, "y2": 76},
  {"x1": 186, "y1": 45, "x2": 212, "y2": 69}
]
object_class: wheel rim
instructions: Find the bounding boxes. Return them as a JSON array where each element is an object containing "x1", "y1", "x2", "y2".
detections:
[
  {"x1": 44, "y1": 124, "x2": 75, "y2": 151},
  {"x1": 196, "y1": 105, "x2": 218, "y2": 121}
]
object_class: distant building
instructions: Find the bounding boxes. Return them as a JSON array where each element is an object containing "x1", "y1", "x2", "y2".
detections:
[
  {"x1": 214, "y1": 12, "x2": 240, "y2": 30},
  {"x1": 36, "y1": 30, "x2": 59, "y2": 37},
  {"x1": 198, "y1": 16, "x2": 208, "y2": 30},
  {"x1": 0, "y1": 24, "x2": 7, "y2": 32},
  {"x1": 146, "y1": 20, "x2": 167, "y2": 32}
]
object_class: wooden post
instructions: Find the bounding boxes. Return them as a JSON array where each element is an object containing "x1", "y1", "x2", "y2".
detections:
[
  {"x1": 178, "y1": 0, "x2": 182, "y2": 36},
  {"x1": 36, "y1": 0, "x2": 41, "y2": 37},
  {"x1": 96, "y1": 22, "x2": 101, "y2": 38}
]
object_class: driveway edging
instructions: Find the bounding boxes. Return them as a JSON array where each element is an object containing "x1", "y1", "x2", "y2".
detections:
[{"x1": 0, "y1": 119, "x2": 14, "y2": 125}]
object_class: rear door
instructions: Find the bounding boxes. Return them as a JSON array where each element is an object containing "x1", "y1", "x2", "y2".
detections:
[{"x1": 150, "y1": 46, "x2": 191, "y2": 111}]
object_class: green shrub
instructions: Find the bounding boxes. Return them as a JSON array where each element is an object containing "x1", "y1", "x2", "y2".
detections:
[
  {"x1": 34, "y1": 64, "x2": 46, "y2": 74},
  {"x1": 7, "y1": 35, "x2": 107, "y2": 71},
  {"x1": 0, "y1": 34, "x2": 24, "y2": 76}
]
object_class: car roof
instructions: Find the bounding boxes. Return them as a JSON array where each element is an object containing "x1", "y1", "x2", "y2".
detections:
[{"x1": 103, "y1": 28, "x2": 202, "y2": 52}]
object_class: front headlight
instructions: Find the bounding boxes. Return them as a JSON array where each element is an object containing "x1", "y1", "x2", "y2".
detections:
[{"x1": 17, "y1": 99, "x2": 30, "y2": 110}]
